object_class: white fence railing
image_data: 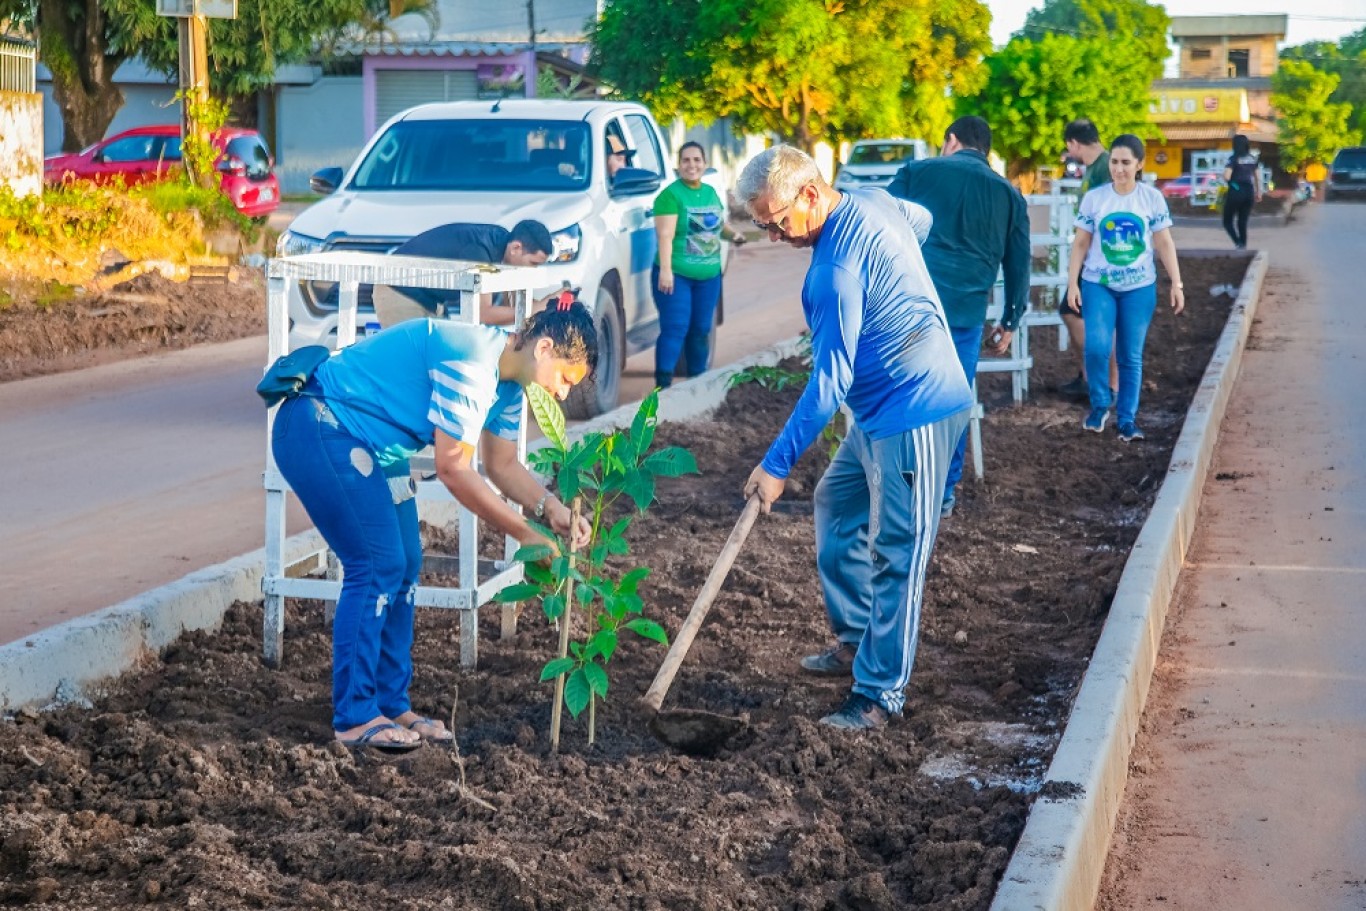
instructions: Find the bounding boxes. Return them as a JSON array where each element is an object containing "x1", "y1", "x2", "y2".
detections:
[
  {"x1": 968, "y1": 189, "x2": 1077, "y2": 479},
  {"x1": 0, "y1": 40, "x2": 36, "y2": 94}
]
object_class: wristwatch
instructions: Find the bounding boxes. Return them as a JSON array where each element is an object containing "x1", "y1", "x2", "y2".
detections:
[{"x1": 533, "y1": 492, "x2": 552, "y2": 519}]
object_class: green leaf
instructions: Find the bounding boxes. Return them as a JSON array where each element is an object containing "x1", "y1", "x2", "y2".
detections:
[
  {"x1": 621, "y1": 470, "x2": 656, "y2": 511},
  {"x1": 557, "y1": 466, "x2": 581, "y2": 502},
  {"x1": 526, "y1": 382, "x2": 569, "y2": 450},
  {"x1": 542, "y1": 593, "x2": 566, "y2": 621},
  {"x1": 583, "y1": 661, "x2": 610, "y2": 698},
  {"x1": 626, "y1": 618, "x2": 669, "y2": 645},
  {"x1": 491, "y1": 583, "x2": 541, "y2": 603},
  {"x1": 513, "y1": 543, "x2": 554, "y2": 564},
  {"x1": 643, "y1": 447, "x2": 698, "y2": 478},
  {"x1": 618, "y1": 566, "x2": 651, "y2": 594},
  {"x1": 525, "y1": 563, "x2": 555, "y2": 585},
  {"x1": 564, "y1": 669, "x2": 592, "y2": 718},
  {"x1": 630, "y1": 389, "x2": 659, "y2": 457},
  {"x1": 586, "y1": 629, "x2": 618, "y2": 662},
  {"x1": 575, "y1": 584, "x2": 596, "y2": 605},
  {"x1": 539, "y1": 656, "x2": 575, "y2": 681}
]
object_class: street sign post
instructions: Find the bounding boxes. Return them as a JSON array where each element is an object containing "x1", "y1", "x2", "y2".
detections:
[{"x1": 156, "y1": 0, "x2": 237, "y2": 17}]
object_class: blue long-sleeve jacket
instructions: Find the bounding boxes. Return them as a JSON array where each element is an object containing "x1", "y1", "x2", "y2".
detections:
[{"x1": 761, "y1": 190, "x2": 974, "y2": 479}]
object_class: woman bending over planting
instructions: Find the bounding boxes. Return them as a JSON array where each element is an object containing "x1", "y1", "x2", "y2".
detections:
[{"x1": 271, "y1": 306, "x2": 596, "y2": 753}]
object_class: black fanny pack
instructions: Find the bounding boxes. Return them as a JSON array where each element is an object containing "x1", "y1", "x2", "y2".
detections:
[{"x1": 256, "y1": 345, "x2": 331, "y2": 407}]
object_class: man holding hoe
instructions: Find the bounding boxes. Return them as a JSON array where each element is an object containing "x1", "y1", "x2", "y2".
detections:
[{"x1": 737, "y1": 146, "x2": 973, "y2": 730}]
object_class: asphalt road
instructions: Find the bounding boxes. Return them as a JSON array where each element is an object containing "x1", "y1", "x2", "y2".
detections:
[{"x1": 0, "y1": 241, "x2": 809, "y2": 646}]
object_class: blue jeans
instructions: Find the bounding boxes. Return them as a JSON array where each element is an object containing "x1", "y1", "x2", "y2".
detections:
[
  {"x1": 943, "y1": 324, "x2": 983, "y2": 504},
  {"x1": 1081, "y1": 280, "x2": 1158, "y2": 425},
  {"x1": 272, "y1": 393, "x2": 423, "y2": 732},
  {"x1": 652, "y1": 265, "x2": 722, "y2": 386}
]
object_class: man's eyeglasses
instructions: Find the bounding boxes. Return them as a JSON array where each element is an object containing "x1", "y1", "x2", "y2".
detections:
[{"x1": 752, "y1": 203, "x2": 794, "y2": 234}]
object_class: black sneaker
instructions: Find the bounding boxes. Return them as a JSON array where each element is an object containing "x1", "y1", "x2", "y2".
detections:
[
  {"x1": 1058, "y1": 374, "x2": 1087, "y2": 400},
  {"x1": 799, "y1": 642, "x2": 857, "y2": 676},
  {"x1": 819, "y1": 692, "x2": 889, "y2": 730}
]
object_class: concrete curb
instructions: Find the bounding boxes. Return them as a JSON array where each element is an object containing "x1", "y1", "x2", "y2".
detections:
[
  {"x1": 0, "y1": 336, "x2": 808, "y2": 711},
  {"x1": 991, "y1": 250, "x2": 1270, "y2": 910}
]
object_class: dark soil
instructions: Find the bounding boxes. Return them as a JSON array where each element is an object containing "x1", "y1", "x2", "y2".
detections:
[
  {"x1": 0, "y1": 254, "x2": 1252, "y2": 910},
  {"x1": 0, "y1": 270, "x2": 265, "y2": 383}
]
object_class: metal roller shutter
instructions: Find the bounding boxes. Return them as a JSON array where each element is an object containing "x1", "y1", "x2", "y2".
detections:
[{"x1": 374, "y1": 69, "x2": 480, "y2": 126}]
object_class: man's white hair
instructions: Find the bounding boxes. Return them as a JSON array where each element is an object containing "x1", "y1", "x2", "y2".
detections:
[{"x1": 736, "y1": 145, "x2": 823, "y2": 209}]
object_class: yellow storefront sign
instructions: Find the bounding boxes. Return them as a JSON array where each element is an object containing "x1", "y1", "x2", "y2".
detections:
[{"x1": 1148, "y1": 89, "x2": 1250, "y2": 124}]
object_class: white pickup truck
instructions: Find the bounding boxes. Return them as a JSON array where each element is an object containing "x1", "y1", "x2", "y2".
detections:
[{"x1": 276, "y1": 98, "x2": 727, "y2": 418}]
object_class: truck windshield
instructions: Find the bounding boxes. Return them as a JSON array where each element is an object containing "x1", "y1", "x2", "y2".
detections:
[
  {"x1": 352, "y1": 119, "x2": 592, "y2": 191},
  {"x1": 848, "y1": 143, "x2": 917, "y2": 165}
]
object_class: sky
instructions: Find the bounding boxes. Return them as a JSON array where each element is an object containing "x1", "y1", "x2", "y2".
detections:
[{"x1": 985, "y1": 1, "x2": 1366, "y2": 50}]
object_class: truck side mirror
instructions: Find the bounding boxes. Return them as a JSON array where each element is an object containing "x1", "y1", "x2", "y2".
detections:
[
  {"x1": 610, "y1": 167, "x2": 662, "y2": 197},
  {"x1": 310, "y1": 167, "x2": 345, "y2": 195}
]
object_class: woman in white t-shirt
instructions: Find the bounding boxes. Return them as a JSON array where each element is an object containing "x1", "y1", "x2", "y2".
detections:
[{"x1": 1066, "y1": 134, "x2": 1185, "y2": 442}]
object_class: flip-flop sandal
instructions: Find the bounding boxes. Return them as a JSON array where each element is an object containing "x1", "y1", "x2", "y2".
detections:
[
  {"x1": 404, "y1": 716, "x2": 455, "y2": 744},
  {"x1": 336, "y1": 722, "x2": 422, "y2": 754}
]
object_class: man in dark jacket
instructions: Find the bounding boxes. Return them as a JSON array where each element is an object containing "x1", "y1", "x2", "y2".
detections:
[{"x1": 886, "y1": 115, "x2": 1030, "y2": 518}]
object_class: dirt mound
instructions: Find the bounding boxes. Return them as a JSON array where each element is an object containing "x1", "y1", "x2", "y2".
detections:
[
  {"x1": 0, "y1": 270, "x2": 265, "y2": 383},
  {"x1": 0, "y1": 255, "x2": 1251, "y2": 909}
]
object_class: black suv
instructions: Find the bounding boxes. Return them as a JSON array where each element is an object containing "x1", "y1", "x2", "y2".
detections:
[{"x1": 1326, "y1": 147, "x2": 1366, "y2": 201}]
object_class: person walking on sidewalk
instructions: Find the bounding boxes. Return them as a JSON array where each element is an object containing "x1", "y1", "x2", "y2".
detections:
[
  {"x1": 886, "y1": 115, "x2": 1030, "y2": 518},
  {"x1": 652, "y1": 141, "x2": 746, "y2": 388},
  {"x1": 737, "y1": 145, "x2": 973, "y2": 731},
  {"x1": 1060, "y1": 118, "x2": 1118, "y2": 401},
  {"x1": 1222, "y1": 134, "x2": 1263, "y2": 250},
  {"x1": 271, "y1": 308, "x2": 596, "y2": 753},
  {"x1": 1066, "y1": 134, "x2": 1185, "y2": 443}
]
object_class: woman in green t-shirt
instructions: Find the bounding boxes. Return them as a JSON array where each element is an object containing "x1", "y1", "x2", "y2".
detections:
[{"x1": 652, "y1": 142, "x2": 746, "y2": 388}]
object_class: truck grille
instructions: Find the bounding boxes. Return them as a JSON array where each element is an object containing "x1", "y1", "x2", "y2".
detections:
[{"x1": 300, "y1": 236, "x2": 406, "y2": 314}]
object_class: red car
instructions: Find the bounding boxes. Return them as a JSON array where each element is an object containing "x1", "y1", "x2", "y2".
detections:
[
  {"x1": 43, "y1": 124, "x2": 281, "y2": 217},
  {"x1": 1159, "y1": 173, "x2": 1223, "y2": 200}
]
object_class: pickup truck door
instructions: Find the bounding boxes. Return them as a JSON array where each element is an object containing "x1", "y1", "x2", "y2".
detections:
[{"x1": 614, "y1": 113, "x2": 667, "y2": 348}]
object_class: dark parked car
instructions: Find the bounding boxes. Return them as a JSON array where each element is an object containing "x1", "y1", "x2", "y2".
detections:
[
  {"x1": 43, "y1": 125, "x2": 281, "y2": 217},
  {"x1": 1326, "y1": 147, "x2": 1366, "y2": 201}
]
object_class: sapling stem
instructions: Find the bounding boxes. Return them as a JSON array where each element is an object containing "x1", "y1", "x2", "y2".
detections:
[{"x1": 549, "y1": 497, "x2": 583, "y2": 753}]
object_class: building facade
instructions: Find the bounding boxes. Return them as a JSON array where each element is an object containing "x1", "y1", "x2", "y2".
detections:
[{"x1": 1145, "y1": 15, "x2": 1286, "y2": 182}]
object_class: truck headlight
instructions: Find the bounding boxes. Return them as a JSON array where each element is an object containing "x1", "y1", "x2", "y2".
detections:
[
  {"x1": 277, "y1": 230, "x2": 324, "y2": 258},
  {"x1": 550, "y1": 224, "x2": 582, "y2": 263}
]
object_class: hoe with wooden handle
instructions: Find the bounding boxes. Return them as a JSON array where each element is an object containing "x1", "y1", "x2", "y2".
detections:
[{"x1": 639, "y1": 494, "x2": 762, "y2": 756}]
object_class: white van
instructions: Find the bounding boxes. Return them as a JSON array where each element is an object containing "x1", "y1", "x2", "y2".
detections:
[
  {"x1": 277, "y1": 99, "x2": 717, "y2": 417},
  {"x1": 833, "y1": 139, "x2": 930, "y2": 191}
]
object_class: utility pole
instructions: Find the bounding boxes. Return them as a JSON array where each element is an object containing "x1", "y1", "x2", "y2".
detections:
[
  {"x1": 527, "y1": 0, "x2": 536, "y2": 51},
  {"x1": 157, "y1": 0, "x2": 237, "y2": 186}
]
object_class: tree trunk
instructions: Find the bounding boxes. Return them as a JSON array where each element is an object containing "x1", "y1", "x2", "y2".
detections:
[{"x1": 38, "y1": 0, "x2": 127, "y2": 151}]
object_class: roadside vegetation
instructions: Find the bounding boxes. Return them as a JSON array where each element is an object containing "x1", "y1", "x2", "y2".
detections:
[{"x1": 0, "y1": 181, "x2": 254, "y2": 304}]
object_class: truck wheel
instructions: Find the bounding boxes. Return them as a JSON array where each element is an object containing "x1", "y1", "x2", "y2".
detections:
[{"x1": 564, "y1": 283, "x2": 624, "y2": 419}]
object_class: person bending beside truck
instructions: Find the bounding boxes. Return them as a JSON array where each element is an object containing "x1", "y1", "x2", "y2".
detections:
[
  {"x1": 271, "y1": 307, "x2": 595, "y2": 752},
  {"x1": 372, "y1": 219, "x2": 555, "y2": 327}
]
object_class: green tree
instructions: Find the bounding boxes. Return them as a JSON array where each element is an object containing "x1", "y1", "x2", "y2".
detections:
[
  {"x1": 1271, "y1": 59, "x2": 1358, "y2": 173},
  {"x1": 1281, "y1": 28, "x2": 1366, "y2": 140},
  {"x1": 969, "y1": 32, "x2": 1152, "y2": 179},
  {"x1": 1019, "y1": 0, "x2": 1170, "y2": 82},
  {"x1": 589, "y1": 0, "x2": 990, "y2": 151}
]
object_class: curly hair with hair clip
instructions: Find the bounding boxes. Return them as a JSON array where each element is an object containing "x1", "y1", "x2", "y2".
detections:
[{"x1": 518, "y1": 301, "x2": 598, "y2": 375}]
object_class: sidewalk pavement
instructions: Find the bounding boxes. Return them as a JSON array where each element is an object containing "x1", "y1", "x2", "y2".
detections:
[{"x1": 1099, "y1": 201, "x2": 1366, "y2": 909}]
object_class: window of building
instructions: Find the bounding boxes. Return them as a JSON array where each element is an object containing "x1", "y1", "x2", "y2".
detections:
[
  {"x1": 1228, "y1": 48, "x2": 1249, "y2": 78},
  {"x1": 1190, "y1": 48, "x2": 1212, "y2": 60}
]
